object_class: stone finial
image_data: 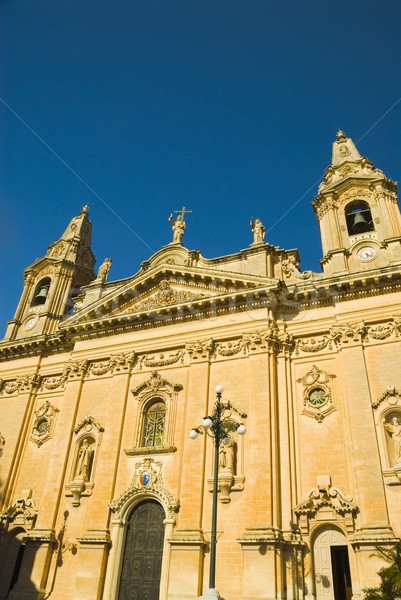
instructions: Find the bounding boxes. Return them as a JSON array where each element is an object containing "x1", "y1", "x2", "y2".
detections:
[
  {"x1": 331, "y1": 131, "x2": 362, "y2": 166},
  {"x1": 81, "y1": 205, "x2": 89, "y2": 215}
]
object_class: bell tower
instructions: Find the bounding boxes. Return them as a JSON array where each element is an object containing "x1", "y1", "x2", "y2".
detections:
[
  {"x1": 5, "y1": 206, "x2": 96, "y2": 341},
  {"x1": 312, "y1": 131, "x2": 401, "y2": 275}
]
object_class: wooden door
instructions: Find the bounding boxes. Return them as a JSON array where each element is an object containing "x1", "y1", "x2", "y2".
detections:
[
  {"x1": 118, "y1": 501, "x2": 165, "y2": 600},
  {"x1": 313, "y1": 526, "x2": 347, "y2": 600}
]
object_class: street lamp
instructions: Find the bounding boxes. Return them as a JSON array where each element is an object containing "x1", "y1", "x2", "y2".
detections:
[{"x1": 190, "y1": 385, "x2": 247, "y2": 600}]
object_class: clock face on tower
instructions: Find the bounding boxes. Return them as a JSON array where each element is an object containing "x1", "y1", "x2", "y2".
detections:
[
  {"x1": 24, "y1": 317, "x2": 38, "y2": 331},
  {"x1": 355, "y1": 245, "x2": 378, "y2": 261}
]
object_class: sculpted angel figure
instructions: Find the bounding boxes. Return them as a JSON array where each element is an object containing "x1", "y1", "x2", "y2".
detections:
[
  {"x1": 169, "y1": 213, "x2": 186, "y2": 244},
  {"x1": 96, "y1": 257, "x2": 112, "y2": 283},
  {"x1": 383, "y1": 416, "x2": 401, "y2": 463},
  {"x1": 250, "y1": 218, "x2": 265, "y2": 244}
]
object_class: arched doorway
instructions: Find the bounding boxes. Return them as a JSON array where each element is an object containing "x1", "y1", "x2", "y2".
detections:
[
  {"x1": 313, "y1": 525, "x2": 352, "y2": 600},
  {"x1": 117, "y1": 500, "x2": 165, "y2": 600}
]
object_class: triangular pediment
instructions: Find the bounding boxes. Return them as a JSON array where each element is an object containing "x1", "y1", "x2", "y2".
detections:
[{"x1": 61, "y1": 262, "x2": 277, "y2": 332}]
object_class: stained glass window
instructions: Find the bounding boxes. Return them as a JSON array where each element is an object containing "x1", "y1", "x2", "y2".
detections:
[{"x1": 143, "y1": 401, "x2": 166, "y2": 447}]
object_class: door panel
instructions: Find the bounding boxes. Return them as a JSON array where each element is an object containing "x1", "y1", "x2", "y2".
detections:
[{"x1": 118, "y1": 501, "x2": 165, "y2": 600}]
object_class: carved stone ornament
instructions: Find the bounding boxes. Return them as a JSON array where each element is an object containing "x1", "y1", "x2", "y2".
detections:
[
  {"x1": 109, "y1": 457, "x2": 179, "y2": 521},
  {"x1": 74, "y1": 415, "x2": 105, "y2": 435},
  {"x1": 131, "y1": 370, "x2": 183, "y2": 399},
  {"x1": 30, "y1": 400, "x2": 59, "y2": 446},
  {"x1": 293, "y1": 317, "x2": 401, "y2": 356},
  {"x1": 0, "y1": 433, "x2": 5, "y2": 457},
  {"x1": 185, "y1": 338, "x2": 215, "y2": 361},
  {"x1": 0, "y1": 490, "x2": 38, "y2": 531},
  {"x1": 372, "y1": 386, "x2": 401, "y2": 410},
  {"x1": 0, "y1": 374, "x2": 41, "y2": 396},
  {"x1": 294, "y1": 481, "x2": 358, "y2": 536},
  {"x1": 281, "y1": 255, "x2": 312, "y2": 281},
  {"x1": 297, "y1": 365, "x2": 336, "y2": 422},
  {"x1": 138, "y1": 349, "x2": 184, "y2": 370},
  {"x1": 88, "y1": 351, "x2": 136, "y2": 376}
]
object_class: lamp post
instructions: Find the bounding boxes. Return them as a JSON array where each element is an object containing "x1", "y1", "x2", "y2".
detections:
[{"x1": 190, "y1": 385, "x2": 247, "y2": 600}]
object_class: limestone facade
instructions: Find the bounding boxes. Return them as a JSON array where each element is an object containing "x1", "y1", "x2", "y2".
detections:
[{"x1": 1, "y1": 133, "x2": 401, "y2": 600}]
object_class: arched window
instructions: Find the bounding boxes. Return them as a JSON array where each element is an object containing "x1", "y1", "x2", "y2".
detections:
[
  {"x1": 142, "y1": 400, "x2": 166, "y2": 447},
  {"x1": 31, "y1": 277, "x2": 51, "y2": 306},
  {"x1": 345, "y1": 200, "x2": 374, "y2": 235}
]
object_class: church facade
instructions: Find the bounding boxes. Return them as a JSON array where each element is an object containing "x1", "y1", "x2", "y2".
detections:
[{"x1": 1, "y1": 132, "x2": 401, "y2": 600}]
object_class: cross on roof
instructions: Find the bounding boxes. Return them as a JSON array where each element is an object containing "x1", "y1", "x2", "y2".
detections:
[{"x1": 174, "y1": 206, "x2": 192, "y2": 219}]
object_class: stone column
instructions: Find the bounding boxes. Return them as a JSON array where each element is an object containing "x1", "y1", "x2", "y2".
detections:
[{"x1": 73, "y1": 529, "x2": 111, "y2": 600}]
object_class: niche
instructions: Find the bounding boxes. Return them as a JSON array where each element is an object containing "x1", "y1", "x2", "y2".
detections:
[
  {"x1": 65, "y1": 415, "x2": 104, "y2": 506},
  {"x1": 383, "y1": 410, "x2": 401, "y2": 468}
]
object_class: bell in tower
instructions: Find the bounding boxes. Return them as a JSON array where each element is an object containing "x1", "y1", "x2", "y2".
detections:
[
  {"x1": 4, "y1": 206, "x2": 97, "y2": 341},
  {"x1": 312, "y1": 131, "x2": 401, "y2": 275}
]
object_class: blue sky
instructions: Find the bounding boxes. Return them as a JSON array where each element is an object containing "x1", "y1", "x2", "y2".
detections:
[{"x1": 1, "y1": 0, "x2": 401, "y2": 333}]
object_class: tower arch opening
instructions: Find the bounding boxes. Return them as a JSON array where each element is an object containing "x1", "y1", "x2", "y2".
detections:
[
  {"x1": 345, "y1": 200, "x2": 374, "y2": 236},
  {"x1": 31, "y1": 277, "x2": 51, "y2": 306}
]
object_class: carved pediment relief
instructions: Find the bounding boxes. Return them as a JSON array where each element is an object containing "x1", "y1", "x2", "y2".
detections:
[
  {"x1": 294, "y1": 481, "x2": 358, "y2": 536},
  {"x1": 61, "y1": 263, "x2": 271, "y2": 332},
  {"x1": 118, "y1": 280, "x2": 211, "y2": 315},
  {"x1": 131, "y1": 370, "x2": 183, "y2": 399}
]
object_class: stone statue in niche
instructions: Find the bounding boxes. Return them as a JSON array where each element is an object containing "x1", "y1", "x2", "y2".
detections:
[
  {"x1": 217, "y1": 434, "x2": 237, "y2": 504},
  {"x1": 250, "y1": 218, "x2": 265, "y2": 245},
  {"x1": 68, "y1": 437, "x2": 95, "y2": 506},
  {"x1": 383, "y1": 415, "x2": 401, "y2": 465},
  {"x1": 74, "y1": 438, "x2": 94, "y2": 481},
  {"x1": 219, "y1": 435, "x2": 235, "y2": 475}
]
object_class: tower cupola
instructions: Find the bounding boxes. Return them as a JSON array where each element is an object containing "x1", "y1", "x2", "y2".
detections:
[
  {"x1": 5, "y1": 206, "x2": 96, "y2": 341},
  {"x1": 312, "y1": 132, "x2": 401, "y2": 275}
]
